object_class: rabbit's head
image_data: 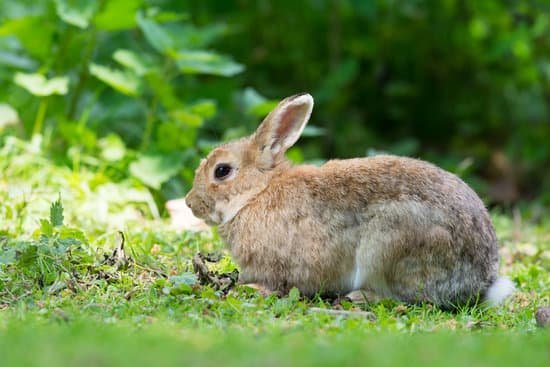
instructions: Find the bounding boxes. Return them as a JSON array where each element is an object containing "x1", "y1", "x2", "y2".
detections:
[{"x1": 185, "y1": 93, "x2": 313, "y2": 225}]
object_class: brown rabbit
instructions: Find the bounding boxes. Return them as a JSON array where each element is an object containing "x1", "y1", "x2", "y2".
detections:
[{"x1": 185, "y1": 93, "x2": 514, "y2": 307}]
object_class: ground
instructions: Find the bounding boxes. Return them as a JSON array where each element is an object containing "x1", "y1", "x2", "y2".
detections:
[{"x1": 0, "y1": 137, "x2": 549, "y2": 366}]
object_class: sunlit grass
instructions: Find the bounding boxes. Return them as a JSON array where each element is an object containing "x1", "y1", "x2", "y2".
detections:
[{"x1": 0, "y1": 136, "x2": 549, "y2": 366}]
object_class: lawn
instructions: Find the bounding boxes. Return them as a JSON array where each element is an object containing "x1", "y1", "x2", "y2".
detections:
[{"x1": 0, "y1": 137, "x2": 549, "y2": 366}]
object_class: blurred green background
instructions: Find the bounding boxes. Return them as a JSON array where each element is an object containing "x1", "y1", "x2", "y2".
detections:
[{"x1": 1, "y1": 0, "x2": 549, "y2": 210}]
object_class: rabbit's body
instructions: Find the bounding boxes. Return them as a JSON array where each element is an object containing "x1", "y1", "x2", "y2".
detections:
[
  {"x1": 219, "y1": 155, "x2": 498, "y2": 306},
  {"x1": 186, "y1": 93, "x2": 514, "y2": 307}
]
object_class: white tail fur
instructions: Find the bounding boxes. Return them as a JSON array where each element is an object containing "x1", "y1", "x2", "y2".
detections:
[{"x1": 485, "y1": 276, "x2": 515, "y2": 306}]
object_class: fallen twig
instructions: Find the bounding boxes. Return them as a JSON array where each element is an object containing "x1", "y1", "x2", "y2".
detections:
[{"x1": 308, "y1": 307, "x2": 377, "y2": 321}]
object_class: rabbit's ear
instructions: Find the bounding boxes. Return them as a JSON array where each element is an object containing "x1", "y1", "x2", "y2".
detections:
[{"x1": 253, "y1": 93, "x2": 314, "y2": 168}]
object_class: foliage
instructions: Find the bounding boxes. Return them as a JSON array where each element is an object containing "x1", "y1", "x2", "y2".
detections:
[
  {"x1": 197, "y1": 0, "x2": 550, "y2": 203},
  {"x1": 1, "y1": 1, "x2": 549, "y2": 206},
  {"x1": 0, "y1": 0, "x2": 254, "y2": 203}
]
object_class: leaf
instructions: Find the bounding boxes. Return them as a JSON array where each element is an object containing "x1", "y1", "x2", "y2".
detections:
[
  {"x1": 0, "y1": 50, "x2": 37, "y2": 70},
  {"x1": 89, "y1": 63, "x2": 141, "y2": 96},
  {"x1": 0, "y1": 103, "x2": 20, "y2": 129},
  {"x1": 170, "y1": 272, "x2": 198, "y2": 286},
  {"x1": 113, "y1": 49, "x2": 155, "y2": 76},
  {"x1": 136, "y1": 13, "x2": 175, "y2": 53},
  {"x1": 242, "y1": 87, "x2": 278, "y2": 117},
  {"x1": 129, "y1": 152, "x2": 185, "y2": 189},
  {"x1": 0, "y1": 16, "x2": 54, "y2": 60},
  {"x1": 175, "y1": 51, "x2": 244, "y2": 77},
  {"x1": 188, "y1": 100, "x2": 217, "y2": 119},
  {"x1": 0, "y1": 248, "x2": 16, "y2": 265},
  {"x1": 167, "y1": 272, "x2": 198, "y2": 295},
  {"x1": 14, "y1": 73, "x2": 69, "y2": 96},
  {"x1": 59, "y1": 227, "x2": 88, "y2": 245},
  {"x1": 301, "y1": 125, "x2": 326, "y2": 137},
  {"x1": 40, "y1": 219, "x2": 53, "y2": 237},
  {"x1": 54, "y1": 0, "x2": 98, "y2": 29},
  {"x1": 93, "y1": 0, "x2": 143, "y2": 31},
  {"x1": 167, "y1": 23, "x2": 228, "y2": 49},
  {"x1": 98, "y1": 134, "x2": 126, "y2": 162},
  {"x1": 171, "y1": 109, "x2": 203, "y2": 128},
  {"x1": 50, "y1": 196, "x2": 64, "y2": 227}
]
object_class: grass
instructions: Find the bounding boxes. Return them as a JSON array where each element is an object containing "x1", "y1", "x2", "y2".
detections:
[{"x1": 0, "y1": 136, "x2": 549, "y2": 366}]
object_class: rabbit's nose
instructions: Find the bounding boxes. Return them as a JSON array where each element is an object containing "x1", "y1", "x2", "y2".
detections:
[{"x1": 185, "y1": 190, "x2": 195, "y2": 208}]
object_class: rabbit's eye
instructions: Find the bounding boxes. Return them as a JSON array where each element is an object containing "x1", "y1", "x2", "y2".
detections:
[{"x1": 214, "y1": 163, "x2": 232, "y2": 180}]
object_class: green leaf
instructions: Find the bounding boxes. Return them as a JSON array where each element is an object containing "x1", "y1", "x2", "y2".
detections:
[
  {"x1": 59, "y1": 227, "x2": 88, "y2": 245},
  {"x1": 188, "y1": 100, "x2": 217, "y2": 119},
  {"x1": 113, "y1": 49, "x2": 155, "y2": 76},
  {"x1": 14, "y1": 73, "x2": 69, "y2": 96},
  {"x1": 175, "y1": 51, "x2": 244, "y2": 77},
  {"x1": 93, "y1": 0, "x2": 143, "y2": 31},
  {"x1": 0, "y1": 16, "x2": 54, "y2": 60},
  {"x1": 145, "y1": 71, "x2": 179, "y2": 109},
  {"x1": 301, "y1": 125, "x2": 326, "y2": 137},
  {"x1": 50, "y1": 196, "x2": 64, "y2": 227},
  {"x1": 242, "y1": 87, "x2": 278, "y2": 117},
  {"x1": 171, "y1": 109, "x2": 203, "y2": 128},
  {"x1": 170, "y1": 272, "x2": 198, "y2": 286},
  {"x1": 0, "y1": 248, "x2": 16, "y2": 265},
  {"x1": 130, "y1": 152, "x2": 184, "y2": 189},
  {"x1": 89, "y1": 63, "x2": 141, "y2": 96},
  {"x1": 136, "y1": 13, "x2": 175, "y2": 53},
  {"x1": 54, "y1": 0, "x2": 98, "y2": 29},
  {"x1": 40, "y1": 219, "x2": 53, "y2": 237},
  {"x1": 98, "y1": 134, "x2": 126, "y2": 162},
  {"x1": 0, "y1": 103, "x2": 20, "y2": 129}
]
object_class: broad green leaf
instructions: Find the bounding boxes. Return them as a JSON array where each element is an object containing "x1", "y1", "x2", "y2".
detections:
[
  {"x1": 130, "y1": 152, "x2": 184, "y2": 189},
  {"x1": 189, "y1": 100, "x2": 217, "y2": 119},
  {"x1": 0, "y1": 50, "x2": 37, "y2": 70},
  {"x1": 170, "y1": 272, "x2": 198, "y2": 286},
  {"x1": 89, "y1": 63, "x2": 141, "y2": 96},
  {"x1": 59, "y1": 227, "x2": 88, "y2": 244},
  {"x1": 172, "y1": 109, "x2": 203, "y2": 128},
  {"x1": 156, "y1": 121, "x2": 196, "y2": 151},
  {"x1": 0, "y1": 16, "x2": 54, "y2": 60},
  {"x1": 0, "y1": 248, "x2": 16, "y2": 265},
  {"x1": 137, "y1": 13, "x2": 174, "y2": 53},
  {"x1": 93, "y1": 0, "x2": 143, "y2": 31},
  {"x1": 113, "y1": 49, "x2": 154, "y2": 76},
  {"x1": 50, "y1": 196, "x2": 64, "y2": 227},
  {"x1": 14, "y1": 72, "x2": 69, "y2": 96},
  {"x1": 54, "y1": 0, "x2": 98, "y2": 29},
  {"x1": 177, "y1": 23, "x2": 228, "y2": 48},
  {"x1": 149, "y1": 11, "x2": 188, "y2": 23},
  {"x1": 242, "y1": 87, "x2": 278, "y2": 117},
  {"x1": 40, "y1": 219, "x2": 53, "y2": 237},
  {"x1": 145, "y1": 71, "x2": 179, "y2": 109},
  {"x1": 175, "y1": 51, "x2": 244, "y2": 77}
]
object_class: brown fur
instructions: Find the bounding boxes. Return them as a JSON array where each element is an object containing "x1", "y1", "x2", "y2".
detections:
[{"x1": 186, "y1": 94, "x2": 501, "y2": 307}]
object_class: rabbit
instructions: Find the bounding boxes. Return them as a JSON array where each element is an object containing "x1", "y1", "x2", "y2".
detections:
[{"x1": 185, "y1": 93, "x2": 515, "y2": 307}]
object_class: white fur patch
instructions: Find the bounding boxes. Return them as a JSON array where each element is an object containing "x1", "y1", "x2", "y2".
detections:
[
  {"x1": 351, "y1": 259, "x2": 362, "y2": 290},
  {"x1": 485, "y1": 276, "x2": 515, "y2": 306},
  {"x1": 215, "y1": 194, "x2": 251, "y2": 225}
]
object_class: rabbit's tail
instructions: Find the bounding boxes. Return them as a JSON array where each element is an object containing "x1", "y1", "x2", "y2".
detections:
[{"x1": 484, "y1": 276, "x2": 515, "y2": 306}]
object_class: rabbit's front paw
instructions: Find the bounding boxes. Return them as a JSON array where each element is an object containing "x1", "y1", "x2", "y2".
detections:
[
  {"x1": 241, "y1": 283, "x2": 278, "y2": 297},
  {"x1": 345, "y1": 290, "x2": 382, "y2": 304}
]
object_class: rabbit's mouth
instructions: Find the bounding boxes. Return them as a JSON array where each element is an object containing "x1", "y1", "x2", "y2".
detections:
[{"x1": 185, "y1": 191, "x2": 213, "y2": 222}]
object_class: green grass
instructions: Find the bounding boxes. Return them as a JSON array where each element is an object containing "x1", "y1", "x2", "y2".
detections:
[{"x1": 1, "y1": 136, "x2": 549, "y2": 366}]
